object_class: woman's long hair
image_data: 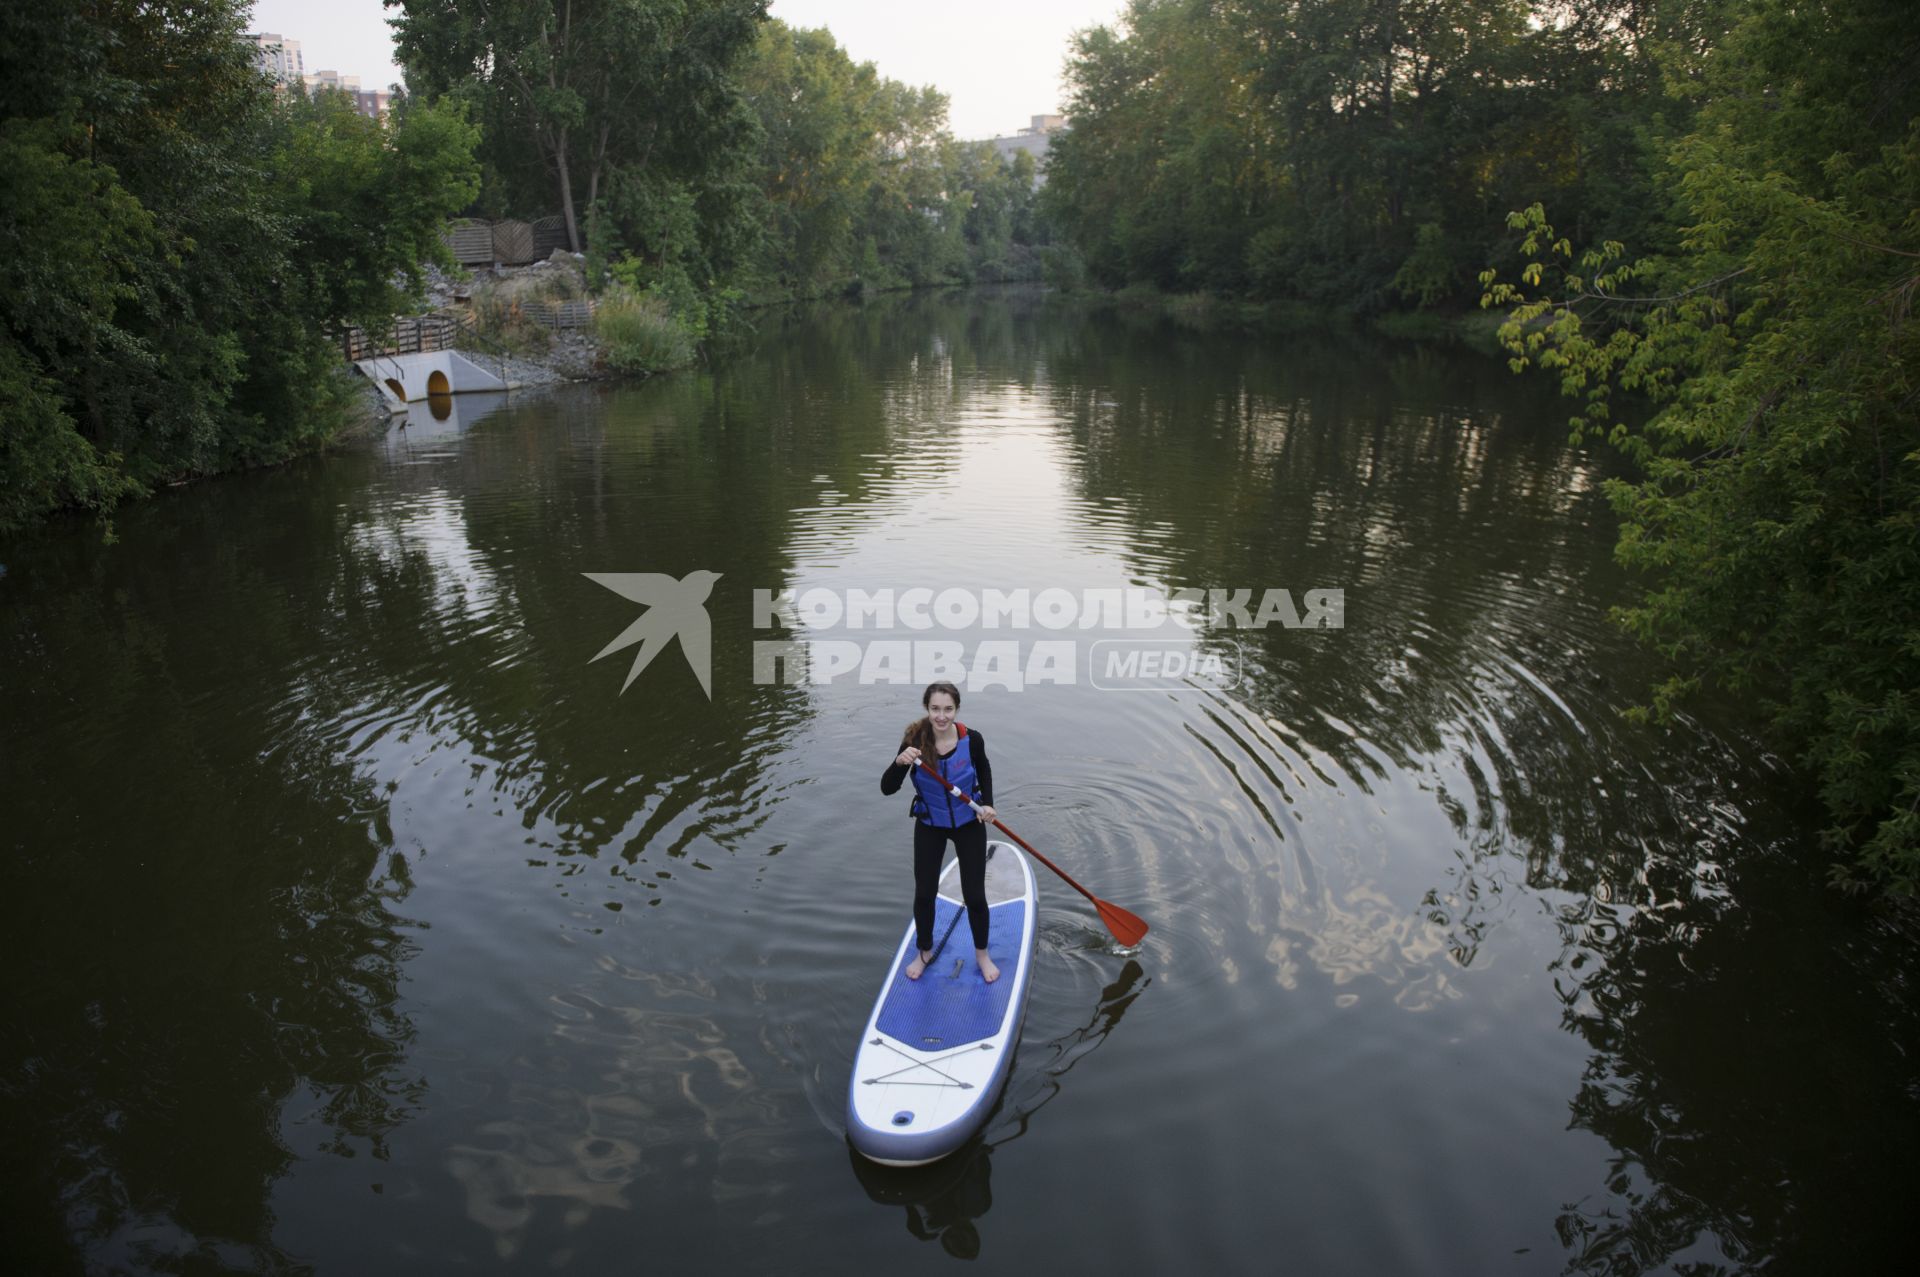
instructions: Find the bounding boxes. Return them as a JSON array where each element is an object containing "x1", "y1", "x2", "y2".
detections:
[{"x1": 903, "y1": 681, "x2": 962, "y2": 758}]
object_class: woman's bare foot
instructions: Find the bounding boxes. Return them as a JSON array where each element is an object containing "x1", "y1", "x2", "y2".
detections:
[
  {"x1": 976, "y1": 949, "x2": 1000, "y2": 983},
  {"x1": 906, "y1": 949, "x2": 933, "y2": 980}
]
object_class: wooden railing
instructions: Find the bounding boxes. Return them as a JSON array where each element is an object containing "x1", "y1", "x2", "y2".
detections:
[{"x1": 336, "y1": 310, "x2": 473, "y2": 361}]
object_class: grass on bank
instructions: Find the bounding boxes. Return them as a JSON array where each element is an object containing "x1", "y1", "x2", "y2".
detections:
[
  {"x1": 455, "y1": 268, "x2": 594, "y2": 360},
  {"x1": 594, "y1": 290, "x2": 695, "y2": 374}
]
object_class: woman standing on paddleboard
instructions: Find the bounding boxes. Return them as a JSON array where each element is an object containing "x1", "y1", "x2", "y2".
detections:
[{"x1": 880, "y1": 681, "x2": 1001, "y2": 983}]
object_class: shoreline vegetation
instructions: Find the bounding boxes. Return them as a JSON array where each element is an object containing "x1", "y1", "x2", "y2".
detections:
[
  {"x1": 1040, "y1": 0, "x2": 1920, "y2": 893},
  {"x1": 261, "y1": 279, "x2": 1507, "y2": 470},
  {"x1": 413, "y1": 261, "x2": 1496, "y2": 413},
  {"x1": 1, "y1": 5, "x2": 1052, "y2": 537},
  {"x1": 4, "y1": 0, "x2": 1915, "y2": 892},
  {"x1": 1051, "y1": 284, "x2": 1514, "y2": 349}
]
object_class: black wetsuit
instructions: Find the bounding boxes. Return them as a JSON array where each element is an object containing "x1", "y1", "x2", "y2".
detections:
[{"x1": 881, "y1": 732, "x2": 996, "y2": 953}]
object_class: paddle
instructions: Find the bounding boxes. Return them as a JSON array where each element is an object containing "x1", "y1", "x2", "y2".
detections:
[{"x1": 908, "y1": 755, "x2": 1150, "y2": 948}]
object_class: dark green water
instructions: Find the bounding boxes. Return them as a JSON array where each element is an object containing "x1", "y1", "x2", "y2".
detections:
[{"x1": 3, "y1": 290, "x2": 1915, "y2": 1274}]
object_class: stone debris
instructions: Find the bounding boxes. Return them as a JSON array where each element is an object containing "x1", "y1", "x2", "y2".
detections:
[
  {"x1": 397, "y1": 254, "x2": 606, "y2": 386},
  {"x1": 468, "y1": 331, "x2": 602, "y2": 388}
]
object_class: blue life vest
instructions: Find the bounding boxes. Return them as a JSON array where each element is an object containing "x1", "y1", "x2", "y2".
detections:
[{"x1": 910, "y1": 726, "x2": 981, "y2": 827}]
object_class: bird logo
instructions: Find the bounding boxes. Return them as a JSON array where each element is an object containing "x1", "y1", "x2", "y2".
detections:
[{"x1": 584, "y1": 570, "x2": 722, "y2": 697}]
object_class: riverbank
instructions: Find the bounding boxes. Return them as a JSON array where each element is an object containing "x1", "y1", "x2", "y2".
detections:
[
  {"x1": 340, "y1": 256, "x2": 619, "y2": 437},
  {"x1": 11, "y1": 271, "x2": 1493, "y2": 539},
  {"x1": 1061, "y1": 283, "x2": 1511, "y2": 350}
]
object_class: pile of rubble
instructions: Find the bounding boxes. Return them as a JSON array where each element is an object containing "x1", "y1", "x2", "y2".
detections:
[{"x1": 402, "y1": 251, "x2": 609, "y2": 384}]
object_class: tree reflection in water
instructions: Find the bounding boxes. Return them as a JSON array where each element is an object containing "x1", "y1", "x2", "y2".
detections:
[
  {"x1": 1007, "y1": 294, "x2": 1920, "y2": 1271},
  {"x1": 0, "y1": 532, "x2": 427, "y2": 1272},
  {"x1": 1548, "y1": 839, "x2": 1920, "y2": 1274}
]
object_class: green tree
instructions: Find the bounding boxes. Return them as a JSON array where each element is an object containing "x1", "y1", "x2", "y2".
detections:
[
  {"x1": 0, "y1": 1, "x2": 478, "y2": 533},
  {"x1": 1044, "y1": 0, "x2": 1684, "y2": 310},
  {"x1": 277, "y1": 88, "x2": 481, "y2": 332},
  {"x1": 859, "y1": 79, "x2": 967, "y2": 288},
  {"x1": 956, "y1": 143, "x2": 1042, "y2": 277},
  {"x1": 390, "y1": 0, "x2": 767, "y2": 255},
  {"x1": 0, "y1": 119, "x2": 157, "y2": 528},
  {"x1": 736, "y1": 22, "x2": 1031, "y2": 299},
  {"x1": 739, "y1": 21, "x2": 882, "y2": 291},
  {"x1": 1482, "y1": 0, "x2": 1920, "y2": 890}
]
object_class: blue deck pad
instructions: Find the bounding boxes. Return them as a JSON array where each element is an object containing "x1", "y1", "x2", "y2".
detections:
[{"x1": 874, "y1": 899, "x2": 1026, "y2": 1050}]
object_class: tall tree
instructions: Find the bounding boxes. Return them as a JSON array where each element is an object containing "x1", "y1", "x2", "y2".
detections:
[
  {"x1": 1, "y1": 1, "x2": 477, "y2": 532},
  {"x1": 390, "y1": 0, "x2": 767, "y2": 253},
  {"x1": 1044, "y1": 0, "x2": 1673, "y2": 309},
  {"x1": 1483, "y1": 0, "x2": 1920, "y2": 890},
  {"x1": 736, "y1": 22, "x2": 1014, "y2": 298},
  {"x1": 739, "y1": 21, "x2": 882, "y2": 290}
]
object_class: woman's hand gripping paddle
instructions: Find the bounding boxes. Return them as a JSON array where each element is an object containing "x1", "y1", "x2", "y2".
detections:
[{"x1": 909, "y1": 757, "x2": 1149, "y2": 948}]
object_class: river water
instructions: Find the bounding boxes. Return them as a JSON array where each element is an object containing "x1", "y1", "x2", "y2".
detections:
[{"x1": 3, "y1": 290, "x2": 1915, "y2": 1274}]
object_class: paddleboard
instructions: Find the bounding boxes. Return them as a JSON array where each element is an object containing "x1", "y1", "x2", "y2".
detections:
[{"x1": 847, "y1": 839, "x2": 1037, "y2": 1166}]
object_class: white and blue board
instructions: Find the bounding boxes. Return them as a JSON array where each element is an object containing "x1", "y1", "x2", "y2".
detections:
[{"x1": 847, "y1": 839, "x2": 1037, "y2": 1166}]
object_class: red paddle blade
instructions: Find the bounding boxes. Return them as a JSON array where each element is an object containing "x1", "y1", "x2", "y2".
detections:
[{"x1": 1096, "y1": 898, "x2": 1150, "y2": 948}]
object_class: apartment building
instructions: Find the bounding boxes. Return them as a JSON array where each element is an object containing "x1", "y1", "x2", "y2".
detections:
[
  {"x1": 988, "y1": 115, "x2": 1066, "y2": 184},
  {"x1": 244, "y1": 32, "x2": 304, "y2": 85}
]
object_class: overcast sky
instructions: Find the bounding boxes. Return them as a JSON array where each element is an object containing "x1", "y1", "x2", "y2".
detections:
[{"x1": 243, "y1": 1, "x2": 1129, "y2": 141}]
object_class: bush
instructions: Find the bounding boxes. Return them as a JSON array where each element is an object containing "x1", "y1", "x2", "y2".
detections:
[
  {"x1": 1039, "y1": 244, "x2": 1087, "y2": 291},
  {"x1": 1481, "y1": 0, "x2": 1920, "y2": 893},
  {"x1": 464, "y1": 295, "x2": 552, "y2": 357},
  {"x1": 595, "y1": 290, "x2": 694, "y2": 374},
  {"x1": 1391, "y1": 223, "x2": 1459, "y2": 309}
]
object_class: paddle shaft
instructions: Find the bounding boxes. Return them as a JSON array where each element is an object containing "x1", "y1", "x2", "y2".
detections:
[{"x1": 908, "y1": 756, "x2": 1107, "y2": 910}]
